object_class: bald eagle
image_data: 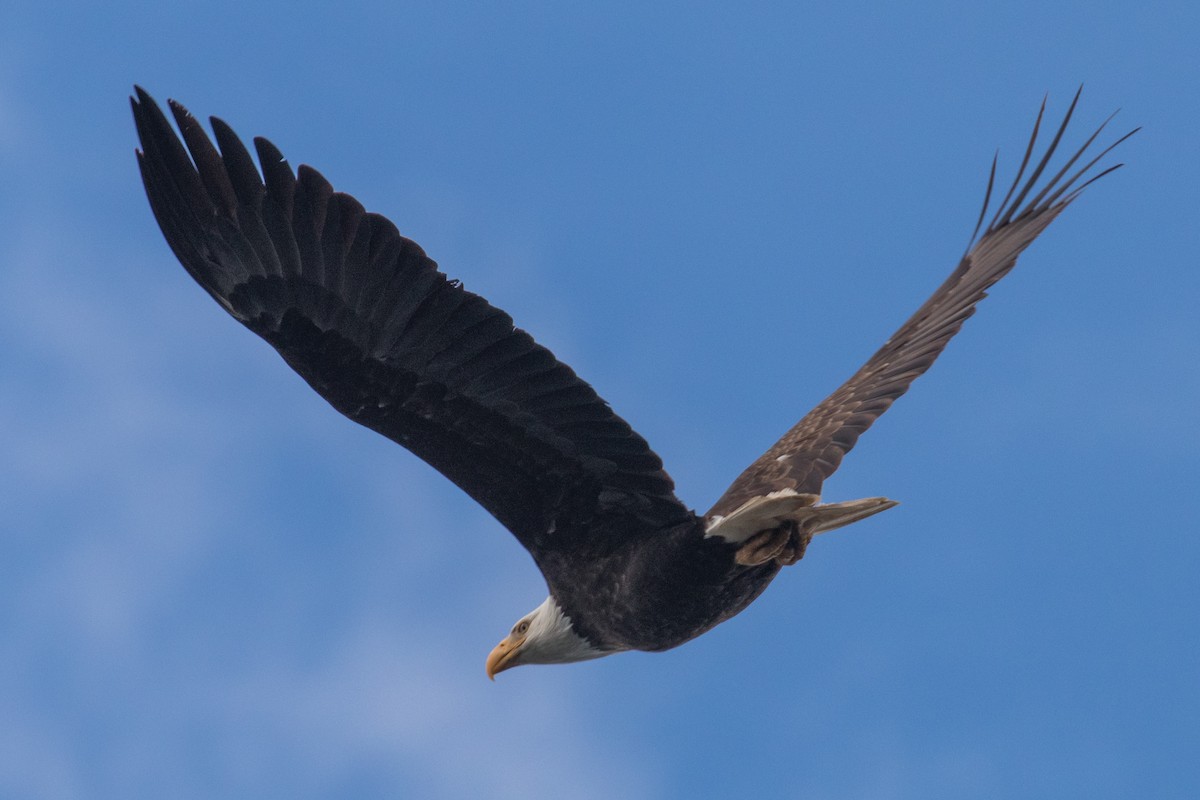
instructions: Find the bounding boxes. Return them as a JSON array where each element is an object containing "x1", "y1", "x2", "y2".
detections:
[{"x1": 131, "y1": 87, "x2": 1132, "y2": 679}]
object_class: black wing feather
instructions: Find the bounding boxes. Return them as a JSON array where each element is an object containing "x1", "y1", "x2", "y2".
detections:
[{"x1": 133, "y1": 87, "x2": 688, "y2": 552}]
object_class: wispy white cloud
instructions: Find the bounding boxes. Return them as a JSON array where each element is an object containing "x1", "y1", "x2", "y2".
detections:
[
  {"x1": 214, "y1": 618, "x2": 656, "y2": 799},
  {"x1": 0, "y1": 710, "x2": 83, "y2": 800},
  {"x1": 0, "y1": 214, "x2": 656, "y2": 798}
]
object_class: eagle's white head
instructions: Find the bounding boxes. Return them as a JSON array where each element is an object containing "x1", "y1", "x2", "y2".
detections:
[{"x1": 485, "y1": 596, "x2": 614, "y2": 679}]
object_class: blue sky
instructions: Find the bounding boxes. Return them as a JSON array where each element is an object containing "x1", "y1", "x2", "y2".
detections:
[{"x1": 1, "y1": 2, "x2": 1197, "y2": 798}]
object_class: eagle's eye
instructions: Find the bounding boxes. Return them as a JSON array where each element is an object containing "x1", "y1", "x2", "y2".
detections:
[{"x1": 515, "y1": 620, "x2": 531, "y2": 636}]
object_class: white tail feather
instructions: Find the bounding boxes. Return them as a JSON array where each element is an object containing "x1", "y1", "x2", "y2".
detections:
[{"x1": 705, "y1": 490, "x2": 897, "y2": 543}]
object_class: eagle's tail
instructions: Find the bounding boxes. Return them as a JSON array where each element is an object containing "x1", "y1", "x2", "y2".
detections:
[
  {"x1": 706, "y1": 492, "x2": 898, "y2": 567},
  {"x1": 805, "y1": 496, "x2": 899, "y2": 535}
]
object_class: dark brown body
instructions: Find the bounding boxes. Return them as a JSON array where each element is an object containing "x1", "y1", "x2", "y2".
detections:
[{"x1": 537, "y1": 521, "x2": 780, "y2": 651}]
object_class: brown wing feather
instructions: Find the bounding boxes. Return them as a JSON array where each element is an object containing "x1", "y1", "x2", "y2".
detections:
[{"x1": 707, "y1": 89, "x2": 1135, "y2": 521}]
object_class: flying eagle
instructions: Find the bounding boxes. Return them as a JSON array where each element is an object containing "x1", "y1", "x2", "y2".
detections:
[{"x1": 131, "y1": 87, "x2": 1132, "y2": 679}]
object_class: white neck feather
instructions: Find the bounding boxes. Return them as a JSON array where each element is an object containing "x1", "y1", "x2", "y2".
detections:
[{"x1": 519, "y1": 597, "x2": 613, "y2": 665}]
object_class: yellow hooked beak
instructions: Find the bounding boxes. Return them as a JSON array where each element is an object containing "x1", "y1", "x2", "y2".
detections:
[{"x1": 485, "y1": 630, "x2": 526, "y2": 680}]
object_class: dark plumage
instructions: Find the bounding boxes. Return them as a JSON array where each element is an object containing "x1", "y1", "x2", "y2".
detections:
[{"x1": 131, "y1": 87, "x2": 1132, "y2": 676}]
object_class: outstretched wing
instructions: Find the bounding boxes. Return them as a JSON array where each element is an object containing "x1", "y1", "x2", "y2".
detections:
[
  {"x1": 132, "y1": 87, "x2": 691, "y2": 552},
  {"x1": 707, "y1": 89, "x2": 1134, "y2": 522}
]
